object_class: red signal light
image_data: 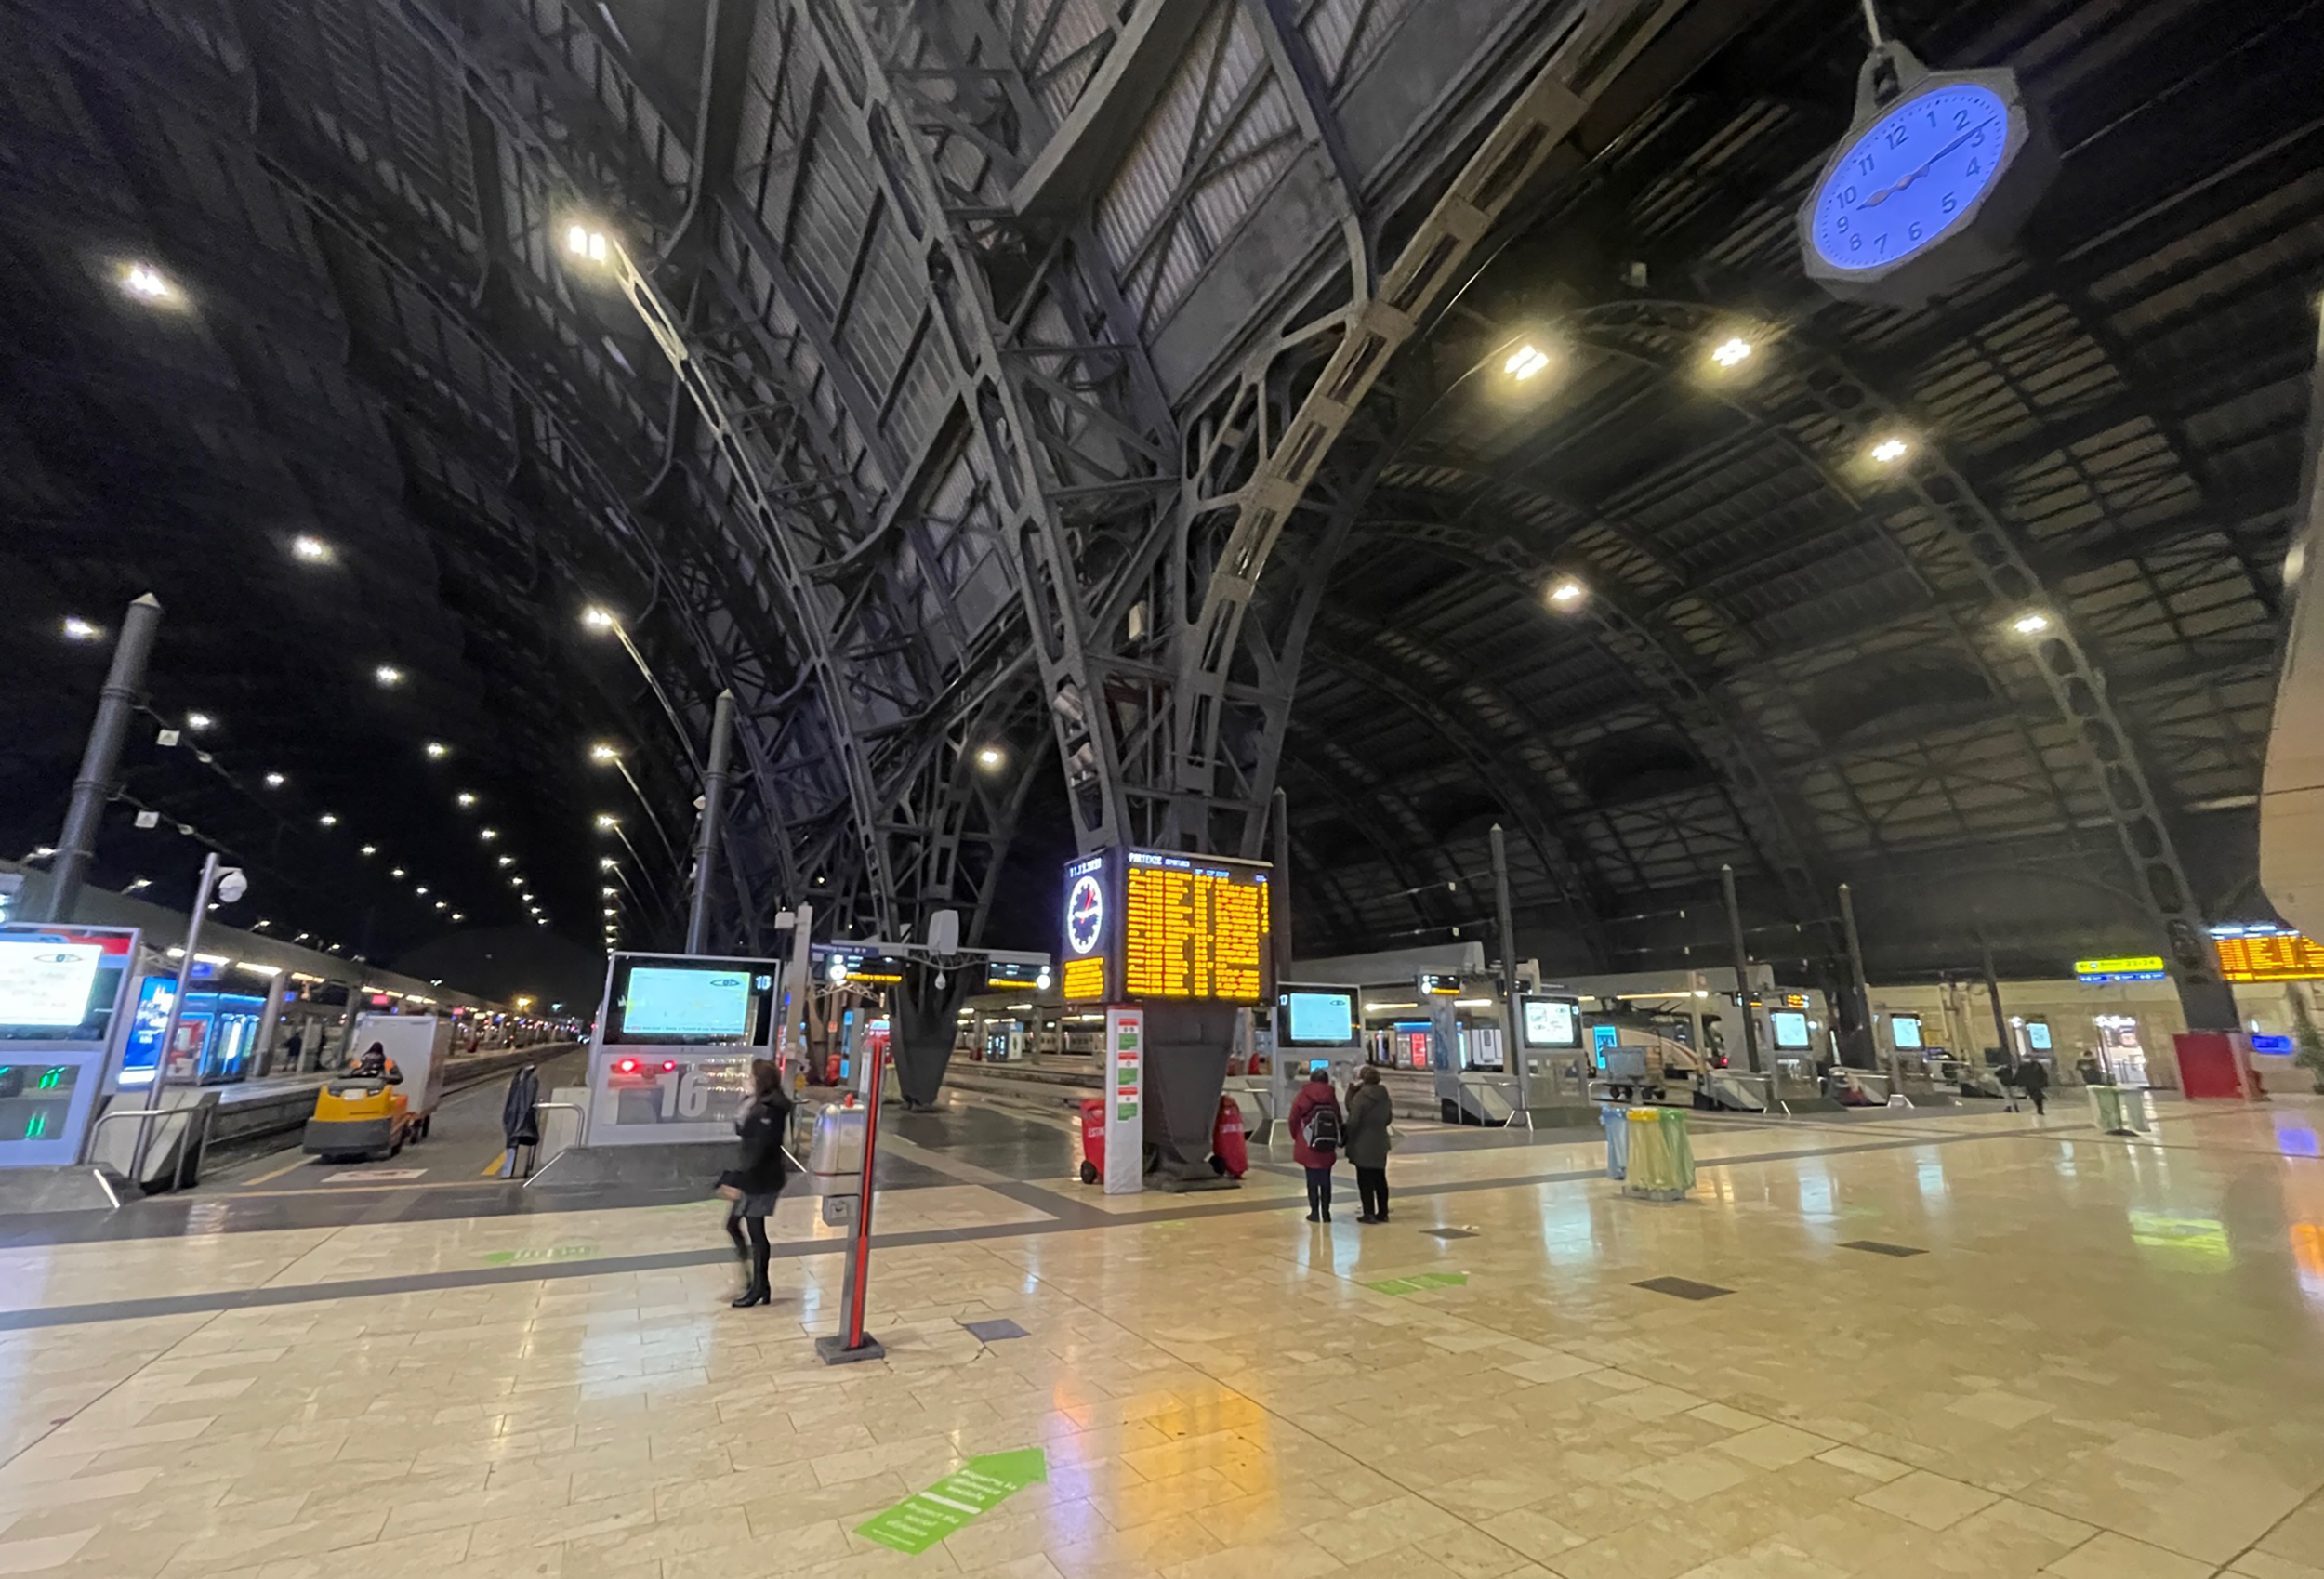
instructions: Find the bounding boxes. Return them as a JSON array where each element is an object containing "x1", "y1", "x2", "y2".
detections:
[
  {"x1": 661, "y1": 1059, "x2": 678, "y2": 1072},
  {"x1": 615, "y1": 1057, "x2": 640, "y2": 1075}
]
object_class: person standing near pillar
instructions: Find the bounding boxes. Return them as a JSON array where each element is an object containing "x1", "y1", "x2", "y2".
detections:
[{"x1": 1288, "y1": 1065, "x2": 1342, "y2": 1223}]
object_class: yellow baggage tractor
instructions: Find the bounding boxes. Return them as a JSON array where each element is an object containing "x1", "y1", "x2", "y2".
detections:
[{"x1": 304, "y1": 1012, "x2": 452, "y2": 1163}]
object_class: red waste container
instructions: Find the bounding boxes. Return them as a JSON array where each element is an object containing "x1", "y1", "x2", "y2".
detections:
[
  {"x1": 1079, "y1": 1097, "x2": 1104, "y2": 1184},
  {"x1": 1211, "y1": 1094, "x2": 1248, "y2": 1178}
]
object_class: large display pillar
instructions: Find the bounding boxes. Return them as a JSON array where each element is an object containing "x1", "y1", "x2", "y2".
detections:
[{"x1": 1141, "y1": 1002, "x2": 1236, "y2": 1186}]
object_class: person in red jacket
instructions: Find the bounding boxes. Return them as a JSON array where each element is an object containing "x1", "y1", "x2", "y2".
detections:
[{"x1": 1287, "y1": 1064, "x2": 1343, "y2": 1223}]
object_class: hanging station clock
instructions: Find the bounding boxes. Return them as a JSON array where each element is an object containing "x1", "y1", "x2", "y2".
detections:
[{"x1": 1799, "y1": 41, "x2": 2053, "y2": 307}]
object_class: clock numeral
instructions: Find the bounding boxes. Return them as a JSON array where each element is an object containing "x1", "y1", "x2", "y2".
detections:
[
  {"x1": 1842, "y1": 186, "x2": 1856, "y2": 204},
  {"x1": 1956, "y1": 109, "x2": 1970, "y2": 128},
  {"x1": 1966, "y1": 158, "x2": 1983, "y2": 178},
  {"x1": 1886, "y1": 124, "x2": 1910, "y2": 148},
  {"x1": 1858, "y1": 155, "x2": 1875, "y2": 177},
  {"x1": 1850, "y1": 233, "x2": 1863, "y2": 252},
  {"x1": 1941, "y1": 192, "x2": 1958, "y2": 215},
  {"x1": 1834, "y1": 216, "x2": 1848, "y2": 233},
  {"x1": 1908, "y1": 221, "x2": 1923, "y2": 242}
]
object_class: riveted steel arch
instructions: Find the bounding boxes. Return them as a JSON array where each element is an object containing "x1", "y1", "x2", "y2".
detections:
[{"x1": 1573, "y1": 299, "x2": 2238, "y2": 1024}]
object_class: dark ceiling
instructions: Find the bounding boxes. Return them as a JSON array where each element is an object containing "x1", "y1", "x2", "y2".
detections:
[
  {"x1": 1276, "y1": 0, "x2": 2319, "y2": 979},
  {"x1": 0, "y1": 0, "x2": 2315, "y2": 990}
]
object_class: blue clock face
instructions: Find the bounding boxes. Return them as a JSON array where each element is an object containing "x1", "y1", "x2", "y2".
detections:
[{"x1": 1810, "y1": 82, "x2": 2012, "y2": 272}]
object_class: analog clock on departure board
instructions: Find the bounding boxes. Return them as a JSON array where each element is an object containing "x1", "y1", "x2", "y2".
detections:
[{"x1": 1798, "y1": 45, "x2": 2050, "y2": 307}]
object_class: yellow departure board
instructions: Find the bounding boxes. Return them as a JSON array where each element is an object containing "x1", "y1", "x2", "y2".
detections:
[
  {"x1": 2216, "y1": 932, "x2": 2324, "y2": 982},
  {"x1": 1122, "y1": 853, "x2": 1271, "y2": 1002},
  {"x1": 1062, "y1": 955, "x2": 1106, "y2": 1003}
]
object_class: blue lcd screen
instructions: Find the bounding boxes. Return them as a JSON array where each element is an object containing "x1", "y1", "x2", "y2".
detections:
[{"x1": 1282, "y1": 991, "x2": 1354, "y2": 1046}]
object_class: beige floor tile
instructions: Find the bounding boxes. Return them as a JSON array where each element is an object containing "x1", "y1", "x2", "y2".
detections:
[
  {"x1": 1855, "y1": 1470, "x2": 2000, "y2": 1532},
  {"x1": 2042, "y1": 1531, "x2": 2215, "y2": 1578}
]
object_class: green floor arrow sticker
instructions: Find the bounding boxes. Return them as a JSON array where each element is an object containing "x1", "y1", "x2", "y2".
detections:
[
  {"x1": 1365, "y1": 1270, "x2": 1469, "y2": 1296},
  {"x1": 858, "y1": 1449, "x2": 1048, "y2": 1554}
]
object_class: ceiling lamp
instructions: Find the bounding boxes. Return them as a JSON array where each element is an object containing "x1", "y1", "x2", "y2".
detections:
[
  {"x1": 1868, "y1": 437, "x2": 1910, "y2": 466},
  {"x1": 118, "y1": 261, "x2": 180, "y2": 305},
  {"x1": 1503, "y1": 343, "x2": 1552, "y2": 382},
  {"x1": 61, "y1": 616, "x2": 102, "y2": 641},
  {"x1": 1709, "y1": 336, "x2": 1754, "y2": 370}
]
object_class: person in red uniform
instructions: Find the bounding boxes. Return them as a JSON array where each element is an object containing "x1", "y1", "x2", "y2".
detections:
[{"x1": 1287, "y1": 1064, "x2": 1343, "y2": 1223}]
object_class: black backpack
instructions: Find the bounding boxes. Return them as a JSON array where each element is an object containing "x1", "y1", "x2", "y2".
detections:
[{"x1": 1303, "y1": 1100, "x2": 1341, "y2": 1151}]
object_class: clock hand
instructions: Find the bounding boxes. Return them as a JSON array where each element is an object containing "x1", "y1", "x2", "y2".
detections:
[{"x1": 1858, "y1": 117, "x2": 1998, "y2": 209}]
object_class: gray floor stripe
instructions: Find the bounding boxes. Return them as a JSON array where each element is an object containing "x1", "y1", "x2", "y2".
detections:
[{"x1": 0, "y1": 1120, "x2": 2056, "y2": 1333}]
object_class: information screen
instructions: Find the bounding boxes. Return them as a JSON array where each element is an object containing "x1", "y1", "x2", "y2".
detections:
[
  {"x1": 1891, "y1": 1014, "x2": 1923, "y2": 1050},
  {"x1": 1521, "y1": 997, "x2": 1581, "y2": 1049},
  {"x1": 984, "y1": 959, "x2": 1050, "y2": 989},
  {"x1": 1770, "y1": 1010, "x2": 1812, "y2": 1050},
  {"x1": 0, "y1": 941, "x2": 102, "y2": 1029},
  {"x1": 607, "y1": 958, "x2": 773, "y2": 1044},
  {"x1": 1281, "y1": 990, "x2": 1355, "y2": 1046},
  {"x1": 2216, "y1": 932, "x2": 2324, "y2": 982},
  {"x1": 1062, "y1": 849, "x2": 1274, "y2": 1005},
  {"x1": 1123, "y1": 851, "x2": 1270, "y2": 1001},
  {"x1": 2027, "y1": 1020, "x2": 2053, "y2": 1051}
]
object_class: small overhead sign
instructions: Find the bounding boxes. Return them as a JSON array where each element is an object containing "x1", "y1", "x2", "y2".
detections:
[
  {"x1": 2075, "y1": 956, "x2": 2168, "y2": 983},
  {"x1": 1419, "y1": 973, "x2": 1463, "y2": 996}
]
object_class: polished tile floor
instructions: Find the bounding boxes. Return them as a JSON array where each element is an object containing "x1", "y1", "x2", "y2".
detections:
[{"x1": 7, "y1": 1097, "x2": 2324, "y2": 1576}]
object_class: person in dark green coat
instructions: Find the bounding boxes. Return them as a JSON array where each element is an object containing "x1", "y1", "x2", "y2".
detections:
[{"x1": 1343, "y1": 1064, "x2": 1395, "y2": 1223}]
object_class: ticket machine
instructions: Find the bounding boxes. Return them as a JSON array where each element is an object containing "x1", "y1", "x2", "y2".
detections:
[{"x1": 0, "y1": 923, "x2": 139, "y2": 1168}]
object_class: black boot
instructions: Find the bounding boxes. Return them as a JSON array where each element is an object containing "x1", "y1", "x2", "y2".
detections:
[{"x1": 732, "y1": 1243, "x2": 771, "y2": 1308}]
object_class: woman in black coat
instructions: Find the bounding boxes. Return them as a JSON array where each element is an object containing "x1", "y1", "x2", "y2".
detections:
[{"x1": 720, "y1": 1059, "x2": 793, "y2": 1308}]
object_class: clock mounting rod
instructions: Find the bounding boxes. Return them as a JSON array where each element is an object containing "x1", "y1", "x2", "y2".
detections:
[{"x1": 1857, "y1": 0, "x2": 1886, "y2": 47}]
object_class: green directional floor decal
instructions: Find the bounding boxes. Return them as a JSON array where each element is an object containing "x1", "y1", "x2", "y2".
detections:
[
  {"x1": 857, "y1": 1449, "x2": 1048, "y2": 1554},
  {"x1": 1365, "y1": 1270, "x2": 1470, "y2": 1296},
  {"x1": 479, "y1": 1245, "x2": 597, "y2": 1266}
]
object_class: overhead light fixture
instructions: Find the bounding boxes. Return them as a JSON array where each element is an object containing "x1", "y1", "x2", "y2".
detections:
[
  {"x1": 425, "y1": 741, "x2": 449, "y2": 759},
  {"x1": 318, "y1": 813, "x2": 338, "y2": 827},
  {"x1": 415, "y1": 885, "x2": 429, "y2": 895},
  {"x1": 509, "y1": 876, "x2": 523, "y2": 888},
  {"x1": 1869, "y1": 437, "x2": 1910, "y2": 465},
  {"x1": 1503, "y1": 343, "x2": 1552, "y2": 382},
  {"x1": 596, "y1": 814, "x2": 618, "y2": 830},
  {"x1": 480, "y1": 828, "x2": 498, "y2": 842},
  {"x1": 125, "y1": 877, "x2": 152, "y2": 892},
  {"x1": 1548, "y1": 579, "x2": 1585, "y2": 607},
  {"x1": 433, "y1": 901, "x2": 447, "y2": 911},
  {"x1": 359, "y1": 845, "x2": 377, "y2": 857},
  {"x1": 589, "y1": 743, "x2": 619, "y2": 763},
  {"x1": 61, "y1": 615, "x2": 102, "y2": 641},
  {"x1": 522, "y1": 891, "x2": 535, "y2": 902},
  {"x1": 1710, "y1": 336, "x2": 1754, "y2": 370},
  {"x1": 456, "y1": 792, "x2": 477, "y2": 809},
  {"x1": 264, "y1": 771, "x2": 285, "y2": 788},
  {"x1": 391, "y1": 867, "x2": 406, "y2": 878},
  {"x1": 581, "y1": 606, "x2": 617, "y2": 632},
  {"x1": 497, "y1": 855, "x2": 515, "y2": 867},
  {"x1": 2013, "y1": 612, "x2": 2052, "y2": 636},
  {"x1": 975, "y1": 745, "x2": 1005, "y2": 771},
  {"x1": 601, "y1": 886, "x2": 615, "y2": 897},
  {"x1": 451, "y1": 912, "x2": 464, "y2": 923},
  {"x1": 599, "y1": 856, "x2": 616, "y2": 870},
  {"x1": 375, "y1": 664, "x2": 404, "y2": 687},
  {"x1": 118, "y1": 261, "x2": 180, "y2": 305},
  {"x1": 184, "y1": 711, "x2": 215, "y2": 731},
  {"x1": 291, "y1": 534, "x2": 332, "y2": 563},
  {"x1": 563, "y1": 224, "x2": 610, "y2": 265}
]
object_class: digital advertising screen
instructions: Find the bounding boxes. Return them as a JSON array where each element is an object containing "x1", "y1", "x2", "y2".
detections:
[
  {"x1": 1060, "y1": 849, "x2": 1274, "y2": 1005},
  {"x1": 1890, "y1": 1013, "x2": 1923, "y2": 1050},
  {"x1": 1520, "y1": 996, "x2": 1582, "y2": 1049},
  {"x1": 1280, "y1": 990, "x2": 1355, "y2": 1046},
  {"x1": 606, "y1": 958, "x2": 774, "y2": 1044},
  {"x1": 1769, "y1": 1009, "x2": 1812, "y2": 1050},
  {"x1": 2027, "y1": 1020, "x2": 2053, "y2": 1052},
  {"x1": 117, "y1": 975, "x2": 178, "y2": 1086}
]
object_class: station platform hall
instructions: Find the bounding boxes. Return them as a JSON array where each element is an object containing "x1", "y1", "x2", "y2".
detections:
[{"x1": 9, "y1": 0, "x2": 2324, "y2": 1576}]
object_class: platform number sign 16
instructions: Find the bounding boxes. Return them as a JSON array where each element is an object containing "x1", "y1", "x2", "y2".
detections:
[
  {"x1": 655, "y1": 1063, "x2": 713, "y2": 1120},
  {"x1": 1799, "y1": 43, "x2": 2049, "y2": 307}
]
